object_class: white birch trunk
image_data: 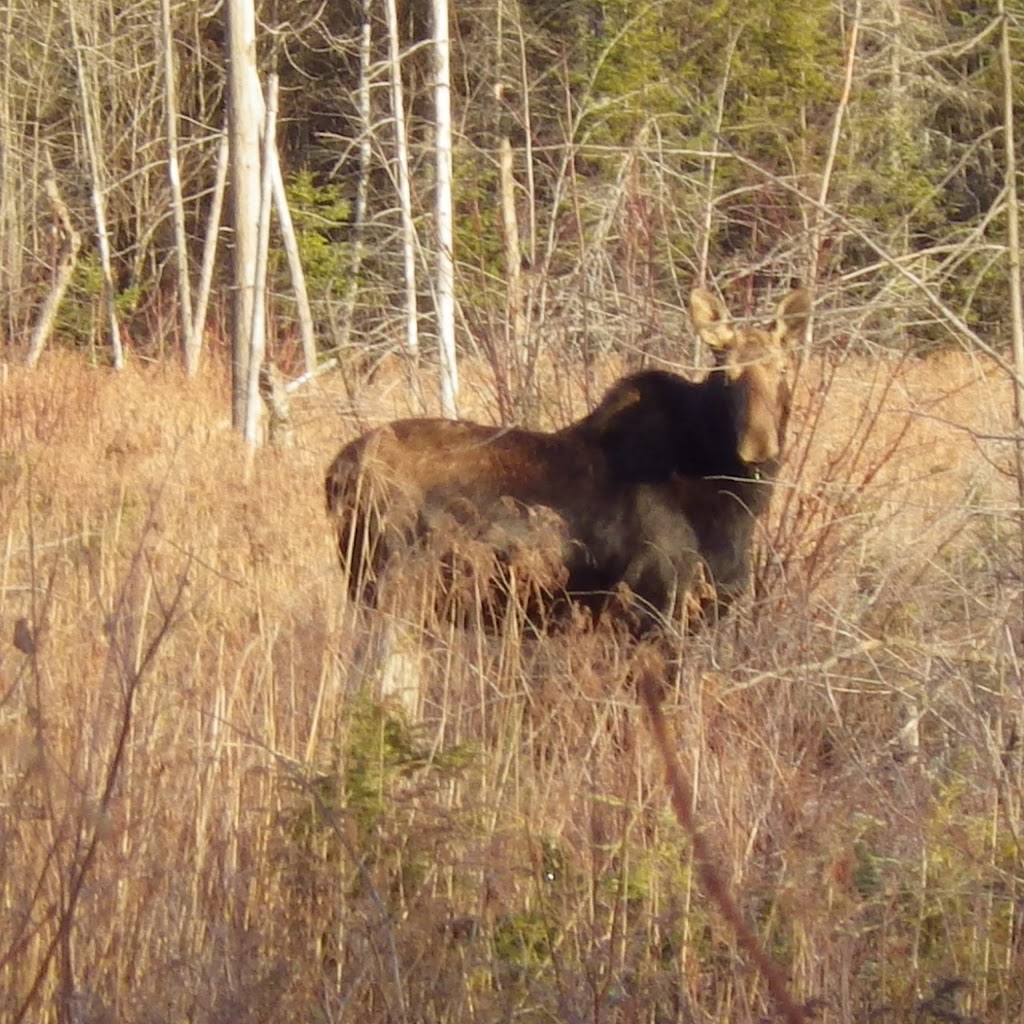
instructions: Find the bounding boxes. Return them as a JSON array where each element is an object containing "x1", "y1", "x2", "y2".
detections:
[
  {"x1": 191, "y1": 132, "x2": 230, "y2": 359},
  {"x1": 226, "y1": 0, "x2": 262, "y2": 428},
  {"x1": 160, "y1": 0, "x2": 196, "y2": 374},
  {"x1": 514, "y1": 17, "x2": 537, "y2": 268},
  {"x1": 499, "y1": 136, "x2": 525, "y2": 373},
  {"x1": 244, "y1": 74, "x2": 278, "y2": 451},
  {"x1": 246, "y1": 80, "x2": 317, "y2": 375},
  {"x1": 434, "y1": 0, "x2": 458, "y2": 416},
  {"x1": 384, "y1": 0, "x2": 419, "y2": 360},
  {"x1": 338, "y1": 1, "x2": 373, "y2": 355},
  {"x1": 0, "y1": 4, "x2": 22, "y2": 318},
  {"x1": 68, "y1": 3, "x2": 124, "y2": 370},
  {"x1": 26, "y1": 166, "x2": 81, "y2": 368},
  {"x1": 269, "y1": 164, "x2": 318, "y2": 375}
]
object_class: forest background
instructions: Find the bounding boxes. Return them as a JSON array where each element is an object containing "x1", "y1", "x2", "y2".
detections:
[
  {"x1": 3, "y1": 0, "x2": 1022, "y2": 387},
  {"x1": 2, "y1": 1, "x2": 1024, "y2": 1023}
]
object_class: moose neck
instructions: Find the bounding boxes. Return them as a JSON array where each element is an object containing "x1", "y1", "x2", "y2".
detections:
[{"x1": 672, "y1": 368, "x2": 753, "y2": 479}]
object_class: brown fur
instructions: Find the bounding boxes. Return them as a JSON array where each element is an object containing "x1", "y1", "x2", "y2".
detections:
[{"x1": 326, "y1": 288, "x2": 811, "y2": 630}]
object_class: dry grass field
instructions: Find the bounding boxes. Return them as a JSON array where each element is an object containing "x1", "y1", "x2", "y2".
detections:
[{"x1": 0, "y1": 343, "x2": 1021, "y2": 1023}]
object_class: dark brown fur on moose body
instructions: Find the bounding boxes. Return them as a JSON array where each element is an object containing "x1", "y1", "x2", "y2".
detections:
[{"x1": 326, "y1": 288, "x2": 811, "y2": 628}]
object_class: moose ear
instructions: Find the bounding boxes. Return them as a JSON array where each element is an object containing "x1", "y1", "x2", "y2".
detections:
[
  {"x1": 774, "y1": 289, "x2": 812, "y2": 345},
  {"x1": 689, "y1": 288, "x2": 735, "y2": 350}
]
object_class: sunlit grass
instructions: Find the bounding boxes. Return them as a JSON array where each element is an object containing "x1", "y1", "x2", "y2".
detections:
[{"x1": 0, "y1": 346, "x2": 1020, "y2": 1023}]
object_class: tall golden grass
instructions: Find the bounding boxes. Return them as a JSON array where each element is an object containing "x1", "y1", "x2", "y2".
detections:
[{"x1": 0, "y1": 346, "x2": 1020, "y2": 1023}]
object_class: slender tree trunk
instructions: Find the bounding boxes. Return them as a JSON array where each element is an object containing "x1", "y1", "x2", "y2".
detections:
[
  {"x1": 997, "y1": 0, "x2": 1024, "y2": 609},
  {"x1": 494, "y1": 3, "x2": 526, "y2": 413},
  {"x1": 0, "y1": 1, "x2": 22, "y2": 339},
  {"x1": 273, "y1": 192, "x2": 317, "y2": 373},
  {"x1": 434, "y1": 0, "x2": 458, "y2": 416},
  {"x1": 337, "y1": 0, "x2": 373, "y2": 355},
  {"x1": 246, "y1": 79, "x2": 317, "y2": 375},
  {"x1": 513, "y1": 15, "x2": 537, "y2": 268},
  {"x1": 191, "y1": 132, "x2": 229, "y2": 362},
  {"x1": 806, "y1": 0, "x2": 859, "y2": 311},
  {"x1": 384, "y1": 0, "x2": 419, "y2": 361},
  {"x1": 226, "y1": 0, "x2": 262, "y2": 429},
  {"x1": 246, "y1": 80, "x2": 319, "y2": 378},
  {"x1": 512, "y1": 10, "x2": 540, "y2": 403},
  {"x1": 245, "y1": 74, "x2": 277, "y2": 451},
  {"x1": 999, "y1": 0, "x2": 1024, "y2": 413},
  {"x1": 26, "y1": 164, "x2": 80, "y2": 368},
  {"x1": 803, "y1": 0, "x2": 859, "y2": 362},
  {"x1": 68, "y1": 3, "x2": 123, "y2": 369},
  {"x1": 160, "y1": 0, "x2": 196, "y2": 374},
  {"x1": 266, "y1": 137, "x2": 317, "y2": 374},
  {"x1": 499, "y1": 137, "x2": 524, "y2": 372},
  {"x1": 696, "y1": 31, "x2": 737, "y2": 292}
]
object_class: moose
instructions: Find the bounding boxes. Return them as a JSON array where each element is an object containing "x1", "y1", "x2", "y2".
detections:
[{"x1": 325, "y1": 287, "x2": 811, "y2": 631}]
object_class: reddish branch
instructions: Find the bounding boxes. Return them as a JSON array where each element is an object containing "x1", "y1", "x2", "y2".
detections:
[{"x1": 639, "y1": 664, "x2": 809, "y2": 1024}]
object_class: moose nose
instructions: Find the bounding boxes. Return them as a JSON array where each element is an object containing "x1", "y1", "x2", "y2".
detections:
[{"x1": 736, "y1": 371, "x2": 783, "y2": 465}]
